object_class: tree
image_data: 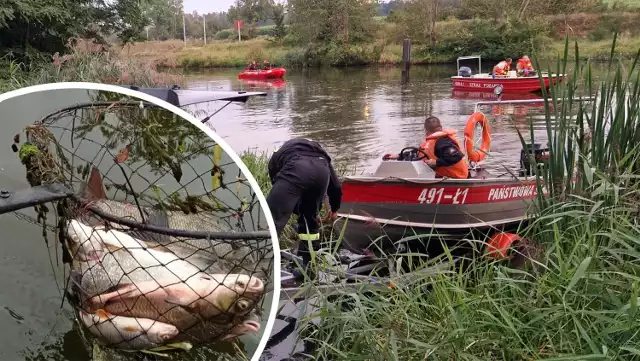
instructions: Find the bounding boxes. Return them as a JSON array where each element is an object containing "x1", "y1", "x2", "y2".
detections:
[
  {"x1": 0, "y1": 0, "x2": 156, "y2": 64},
  {"x1": 227, "y1": 0, "x2": 271, "y2": 37},
  {"x1": 287, "y1": 0, "x2": 378, "y2": 45},
  {"x1": 271, "y1": 2, "x2": 286, "y2": 40},
  {"x1": 392, "y1": 0, "x2": 444, "y2": 46}
]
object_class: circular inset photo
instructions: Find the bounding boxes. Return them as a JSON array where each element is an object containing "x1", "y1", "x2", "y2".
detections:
[{"x1": 0, "y1": 83, "x2": 280, "y2": 361}]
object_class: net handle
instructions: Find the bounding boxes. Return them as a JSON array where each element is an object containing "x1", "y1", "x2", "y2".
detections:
[{"x1": 0, "y1": 183, "x2": 73, "y2": 215}]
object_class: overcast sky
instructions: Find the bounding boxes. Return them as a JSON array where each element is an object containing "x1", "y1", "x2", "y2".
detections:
[{"x1": 183, "y1": 0, "x2": 234, "y2": 14}]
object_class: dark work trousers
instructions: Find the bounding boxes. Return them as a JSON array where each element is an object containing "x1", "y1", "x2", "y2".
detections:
[{"x1": 266, "y1": 155, "x2": 330, "y2": 266}]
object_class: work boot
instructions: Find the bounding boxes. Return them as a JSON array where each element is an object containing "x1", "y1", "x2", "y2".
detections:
[{"x1": 291, "y1": 248, "x2": 316, "y2": 282}]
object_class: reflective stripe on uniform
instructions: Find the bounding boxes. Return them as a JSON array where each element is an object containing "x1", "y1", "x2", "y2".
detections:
[{"x1": 299, "y1": 233, "x2": 320, "y2": 241}]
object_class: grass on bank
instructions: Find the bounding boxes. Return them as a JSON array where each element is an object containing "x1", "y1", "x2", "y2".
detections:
[
  {"x1": 119, "y1": 35, "x2": 640, "y2": 70},
  {"x1": 0, "y1": 38, "x2": 185, "y2": 93},
  {"x1": 118, "y1": 12, "x2": 640, "y2": 69},
  {"x1": 242, "y1": 37, "x2": 640, "y2": 360}
]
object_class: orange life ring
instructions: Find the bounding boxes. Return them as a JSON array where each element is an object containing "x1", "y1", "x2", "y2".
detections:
[{"x1": 464, "y1": 111, "x2": 491, "y2": 163}]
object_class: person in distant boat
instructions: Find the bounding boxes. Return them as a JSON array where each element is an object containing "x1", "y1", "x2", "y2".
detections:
[
  {"x1": 492, "y1": 58, "x2": 512, "y2": 77},
  {"x1": 248, "y1": 61, "x2": 258, "y2": 70},
  {"x1": 384, "y1": 116, "x2": 469, "y2": 179},
  {"x1": 262, "y1": 60, "x2": 271, "y2": 70},
  {"x1": 516, "y1": 55, "x2": 535, "y2": 76},
  {"x1": 266, "y1": 137, "x2": 343, "y2": 281}
]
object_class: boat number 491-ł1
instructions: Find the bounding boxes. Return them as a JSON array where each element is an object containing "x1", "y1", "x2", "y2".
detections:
[{"x1": 417, "y1": 188, "x2": 469, "y2": 204}]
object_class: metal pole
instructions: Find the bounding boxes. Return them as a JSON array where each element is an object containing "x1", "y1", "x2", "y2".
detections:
[
  {"x1": 182, "y1": 13, "x2": 186, "y2": 46},
  {"x1": 473, "y1": 97, "x2": 596, "y2": 113},
  {"x1": 203, "y1": 15, "x2": 206, "y2": 45},
  {"x1": 238, "y1": 24, "x2": 241, "y2": 42},
  {"x1": 401, "y1": 39, "x2": 411, "y2": 84}
]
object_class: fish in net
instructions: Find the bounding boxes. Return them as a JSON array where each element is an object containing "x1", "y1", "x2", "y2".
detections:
[{"x1": 8, "y1": 90, "x2": 275, "y2": 358}]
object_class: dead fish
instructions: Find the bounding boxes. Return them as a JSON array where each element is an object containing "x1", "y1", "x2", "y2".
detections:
[
  {"x1": 91, "y1": 273, "x2": 265, "y2": 331},
  {"x1": 172, "y1": 308, "x2": 263, "y2": 345},
  {"x1": 65, "y1": 220, "x2": 267, "y2": 309},
  {"x1": 79, "y1": 309, "x2": 179, "y2": 350},
  {"x1": 66, "y1": 219, "x2": 207, "y2": 292},
  {"x1": 79, "y1": 166, "x2": 268, "y2": 274},
  {"x1": 220, "y1": 310, "x2": 261, "y2": 341}
]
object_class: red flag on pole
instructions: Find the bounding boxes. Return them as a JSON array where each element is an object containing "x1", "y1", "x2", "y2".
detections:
[{"x1": 234, "y1": 20, "x2": 244, "y2": 31}]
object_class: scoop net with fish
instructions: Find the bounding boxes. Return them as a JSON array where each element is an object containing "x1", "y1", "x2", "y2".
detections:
[{"x1": 1, "y1": 87, "x2": 275, "y2": 356}]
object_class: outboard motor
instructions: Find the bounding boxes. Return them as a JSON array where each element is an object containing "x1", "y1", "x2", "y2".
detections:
[
  {"x1": 519, "y1": 143, "x2": 550, "y2": 176},
  {"x1": 458, "y1": 66, "x2": 472, "y2": 77}
]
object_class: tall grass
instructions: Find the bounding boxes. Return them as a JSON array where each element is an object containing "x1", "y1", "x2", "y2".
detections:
[
  {"x1": 0, "y1": 38, "x2": 184, "y2": 93},
  {"x1": 263, "y1": 37, "x2": 640, "y2": 360}
]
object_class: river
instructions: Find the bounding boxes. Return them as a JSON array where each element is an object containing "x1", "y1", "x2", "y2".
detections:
[{"x1": 185, "y1": 65, "x2": 582, "y2": 175}]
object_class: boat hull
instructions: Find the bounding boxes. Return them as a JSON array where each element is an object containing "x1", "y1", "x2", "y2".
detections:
[
  {"x1": 334, "y1": 177, "x2": 542, "y2": 255},
  {"x1": 451, "y1": 74, "x2": 563, "y2": 93},
  {"x1": 238, "y1": 68, "x2": 287, "y2": 80},
  {"x1": 239, "y1": 78, "x2": 287, "y2": 89}
]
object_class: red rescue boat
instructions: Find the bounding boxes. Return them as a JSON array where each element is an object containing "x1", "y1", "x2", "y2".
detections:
[
  {"x1": 451, "y1": 56, "x2": 564, "y2": 94},
  {"x1": 333, "y1": 106, "x2": 550, "y2": 258},
  {"x1": 239, "y1": 78, "x2": 287, "y2": 89},
  {"x1": 238, "y1": 67, "x2": 287, "y2": 80}
]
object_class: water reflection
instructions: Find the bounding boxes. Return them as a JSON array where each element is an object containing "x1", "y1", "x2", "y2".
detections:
[{"x1": 185, "y1": 66, "x2": 572, "y2": 172}]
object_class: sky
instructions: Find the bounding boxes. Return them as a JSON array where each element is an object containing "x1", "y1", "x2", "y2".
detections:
[{"x1": 183, "y1": 0, "x2": 234, "y2": 14}]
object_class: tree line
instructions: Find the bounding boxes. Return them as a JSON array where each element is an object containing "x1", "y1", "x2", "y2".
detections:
[{"x1": 1, "y1": 0, "x2": 635, "y2": 68}]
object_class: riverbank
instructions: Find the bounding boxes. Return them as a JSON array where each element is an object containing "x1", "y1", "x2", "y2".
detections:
[
  {"x1": 0, "y1": 38, "x2": 185, "y2": 93},
  {"x1": 243, "y1": 45, "x2": 640, "y2": 360},
  {"x1": 121, "y1": 36, "x2": 640, "y2": 69},
  {"x1": 120, "y1": 12, "x2": 640, "y2": 69}
]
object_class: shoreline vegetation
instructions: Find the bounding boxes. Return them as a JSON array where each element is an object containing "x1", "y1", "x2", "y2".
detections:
[
  {"x1": 121, "y1": 11, "x2": 640, "y2": 70},
  {"x1": 3, "y1": 2, "x2": 640, "y2": 79}
]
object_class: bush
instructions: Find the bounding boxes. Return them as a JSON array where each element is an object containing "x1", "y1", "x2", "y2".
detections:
[
  {"x1": 589, "y1": 13, "x2": 624, "y2": 40},
  {"x1": 214, "y1": 29, "x2": 234, "y2": 40},
  {"x1": 431, "y1": 19, "x2": 550, "y2": 62}
]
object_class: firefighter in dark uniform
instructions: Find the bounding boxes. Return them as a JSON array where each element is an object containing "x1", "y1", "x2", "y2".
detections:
[{"x1": 267, "y1": 138, "x2": 343, "y2": 280}]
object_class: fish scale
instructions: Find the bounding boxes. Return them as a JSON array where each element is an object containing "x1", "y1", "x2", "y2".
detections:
[
  {"x1": 66, "y1": 221, "x2": 267, "y2": 348},
  {"x1": 87, "y1": 199, "x2": 261, "y2": 271}
]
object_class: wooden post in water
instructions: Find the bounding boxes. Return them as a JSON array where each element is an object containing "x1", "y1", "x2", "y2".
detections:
[{"x1": 401, "y1": 39, "x2": 411, "y2": 83}]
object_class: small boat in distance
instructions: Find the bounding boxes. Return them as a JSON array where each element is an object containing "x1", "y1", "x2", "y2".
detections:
[
  {"x1": 238, "y1": 67, "x2": 287, "y2": 80},
  {"x1": 451, "y1": 56, "x2": 564, "y2": 94},
  {"x1": 239, "y1": 78, "x2": 287, "y2": 89}
]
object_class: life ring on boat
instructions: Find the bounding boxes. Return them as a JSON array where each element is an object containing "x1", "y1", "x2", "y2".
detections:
[{"x1": 464, "y1": 111, "x2": 491, "y2": 163}]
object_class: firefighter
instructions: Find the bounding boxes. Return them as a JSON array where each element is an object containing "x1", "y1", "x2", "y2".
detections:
[
  {"x1": 384, "y1": 116, "x2": 469, "y2": 179},
  {"x1": 266, "y1": 137, "x2": 343, "y2": 281},
  {"x1": 492, "y1": 58, "x2": 512, "y2": 77},
  {"x1": 516, "y1": 55, "x2": 535, "y2": 76}
]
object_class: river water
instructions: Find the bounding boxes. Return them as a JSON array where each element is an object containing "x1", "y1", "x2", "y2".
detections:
[
  {"x1": 185, "y1": 65, "x2": 579, "y2": 175},
  {"x1": 0, "y1": 88, "x2": 274, "y2": 360}
]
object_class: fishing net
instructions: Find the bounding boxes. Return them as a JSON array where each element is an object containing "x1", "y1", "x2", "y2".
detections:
[{"x1": 9, "y1": 91, "x2": 274, "y2": 357}]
